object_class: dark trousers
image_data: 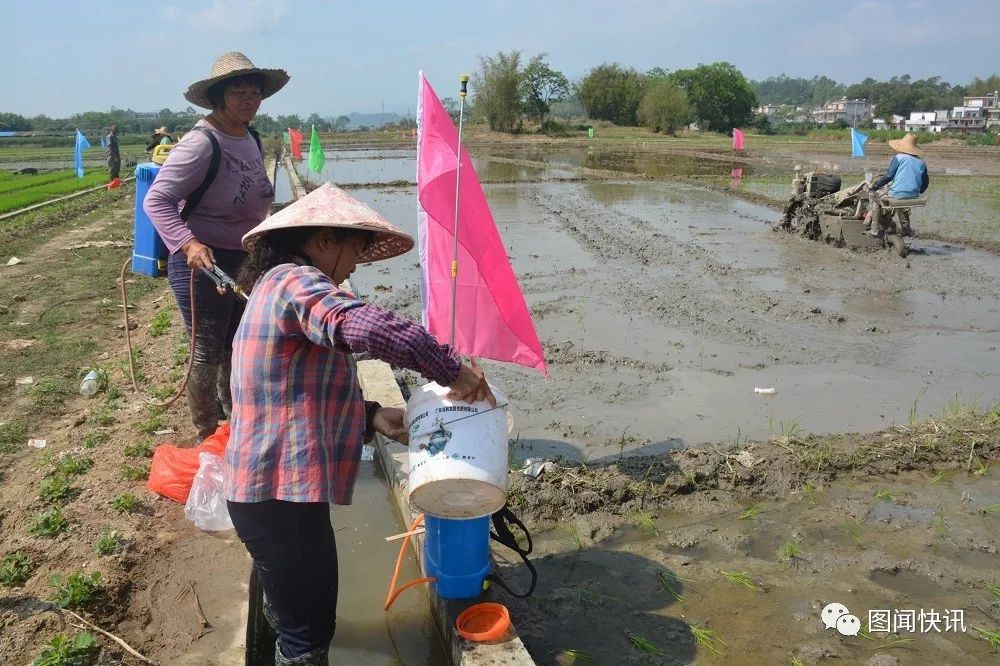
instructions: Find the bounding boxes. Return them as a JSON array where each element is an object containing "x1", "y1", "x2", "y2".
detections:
[
  {"x1": 167, "y1": 248, "x2": 246, "y2": 438},
  {"x1": 228, "y1": 500, "x2": 339, "y2": 660}
]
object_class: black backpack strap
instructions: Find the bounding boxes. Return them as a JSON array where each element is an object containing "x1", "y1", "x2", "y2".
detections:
[
  {"x1": 487, "y1": 506, "x2": 537, "y2": 598},
  {"x1": 180, "y1": 126, "x2": 221, "y2": 221},
  {"x1": 247, "y1": 126, "x2": 263, "y2": 156}
]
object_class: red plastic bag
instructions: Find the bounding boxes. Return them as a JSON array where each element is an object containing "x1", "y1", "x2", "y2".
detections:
[{"x1": 147, "y1": 423, "x2": 230, "y2": 503}]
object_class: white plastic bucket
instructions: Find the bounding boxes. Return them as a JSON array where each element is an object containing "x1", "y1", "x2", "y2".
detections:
[{"x1": 406, "y1": 382, "x2": 509, "y2": 519}]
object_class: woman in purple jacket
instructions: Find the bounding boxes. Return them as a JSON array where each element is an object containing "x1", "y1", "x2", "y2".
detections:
[{"x1": 144, "y1": 52, "x2": 289, "y2": 439}]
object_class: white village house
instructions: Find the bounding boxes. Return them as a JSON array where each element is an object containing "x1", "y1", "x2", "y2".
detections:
[{"x1": 812, "y1": 98, "x2": 874, "y2": 126}]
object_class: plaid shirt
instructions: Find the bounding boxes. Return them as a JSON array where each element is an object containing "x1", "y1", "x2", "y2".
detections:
[{"x1": 225, "y1": 263, "x2": 461, "y2": 504}]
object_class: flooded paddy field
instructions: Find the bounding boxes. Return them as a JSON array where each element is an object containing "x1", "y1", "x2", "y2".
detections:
[{"x1": 317, "y1": 143, "x2": 999, "y2": 663}]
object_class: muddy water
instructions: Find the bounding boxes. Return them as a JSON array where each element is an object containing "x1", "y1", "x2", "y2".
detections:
[
  {"x1": 348, "y1": 172, "x2": 1000, "y2": 462},
  {"x1": 498, "y1": 472, "x2": 1000, "y2": 664}
]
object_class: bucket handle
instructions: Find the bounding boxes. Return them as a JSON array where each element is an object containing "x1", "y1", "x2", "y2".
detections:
[
  {"x1": 487, "y1": 507, "x2": 537, "y2": 598},
  {"x1": 408, "y1": 402, "x2": 510, "y2": 440}
]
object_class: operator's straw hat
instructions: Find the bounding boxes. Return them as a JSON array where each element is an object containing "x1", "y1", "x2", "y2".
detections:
[
  {"x1": 242, "y1": 183, "x2": 414, "y2": 263},
  {"x1": 154, "y1": 126, "x2": 168, "y2": 134},
  {"x1": 184, "y1": 51, "x2": 289, "y2": 109},
  {"x1": 887, "y1": 133, "x2": 922, "y2": 156}
]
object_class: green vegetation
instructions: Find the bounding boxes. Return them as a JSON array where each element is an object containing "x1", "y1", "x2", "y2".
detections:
[
  {"x1": 0, "y1": 550, "x2": 33, "y2": 587},
  {"x1": 719, "y1": 571, "x2": 762, "y2": 592},
  {"x1": 577, "y1": 63, "x2": 645, "y2": 126},
  {"x1": 111, "y1": 493, "x2": 137, "y2": 514},
  {"x1": 670, "y1": 62, "x2": 756, "y2": 132},
  {"x1": 0, "y1": 170, "x2": 108, "y2": 215},
  {"x1": 31, "y1": 380, "x2": 71, "y2": 411},
  {"x1": 691, "y1": 626, "x2": 726, "y2": 656},
  {"x1": 30, "y1": 632, "x2": 97, "y2": 666},
  {"x1": 874, "y1": 490, "x2": 895, "y2": 501},
  {"x1": 0, "y1": 419, "x2": 27, "y2": 453},
  {"x1": 81, "y1": 430, "x2": 109, "y2": 449},
  {"x1": 738, "y1": 502, "x2": 764, "y2": 521},
  {"x1": 28, "y1": 507, "x2": 69, "y2": 537},
  {"x1": 625, "y1": 631, "x2": 664, "y2": 657},
  {"x1": 148, "y1": 310, "x2": 172, "y2": 337},
  {"x1": 630, "y1": 509, "x2": 657, "y2": 534},
  {"x1": 521, "y1": 54, "x2": 570, "y2": 127},
  {"x1": 657, "y1": 571, "x2": 686, "y2": 603},
  {"x1": 474, "y1": 51, "x2": 526, "y2": 133},
  {"x1": 39, "y1": 475, "x2": 77, "y2": 504},
  {"x1": 556, "y1": 649, "x2": 595, "y2": 663},
  {"x1": 638, "y1": 78, "x2": 690, "y2": 135},
  {"x1": 124, "y1": 439, "x2": 154, "y2": 458},
  {"x1": 120, "y1": 463, "x2": 150, "y2": 481},
  {"x1": 781, "y1": 541, "x2": 803, "y2": 560},
  {"x1": 94, "y1": 529, "x2": 124, "y2": 556},
  {"x1": 131, "y1": 407, "x2": 165, "y2": 435},
  {"x1": 973, "y1": 626, "x2": 1000, "y2": 648},
  {"x1": 49, "y1": 571, "x2": 102, "y2": 609},
  {"x1": 50, "y1": 453, "x2": 93, "y2": 477}
]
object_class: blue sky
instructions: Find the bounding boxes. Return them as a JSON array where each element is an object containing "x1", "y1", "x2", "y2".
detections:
[{"x1": 2, "y1": 0, "x2": 997, "y2": 117}]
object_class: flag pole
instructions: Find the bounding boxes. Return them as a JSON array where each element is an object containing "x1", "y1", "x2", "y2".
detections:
[{"x1": 449, "y1": 74, "x2": 469, "y2": 347}]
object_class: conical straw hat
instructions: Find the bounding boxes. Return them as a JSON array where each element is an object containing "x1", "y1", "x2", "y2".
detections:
[
  {"x1": 887, "y1": 132, "x2": 922, "y2": 156},
  {"x1": 184, "y1": 51, "x2": 289, "y2": 109},
  {"x1": 242, "y1": 183, "x2": 414, "y2": 263}
]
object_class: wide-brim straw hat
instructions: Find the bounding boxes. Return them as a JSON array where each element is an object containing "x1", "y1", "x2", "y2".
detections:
[
  {"x1": 184, "y1": 51, "x2": 289, "y2": 109},
  {"x1": 887, "y1": 132, "x2": 922, "y2": 156},
  {"x1": 243, "y1": 183, "x2": 414, "y2": 263},
  {"x1": 154, "y1": 126, "x2": 168, "y2": 134}
]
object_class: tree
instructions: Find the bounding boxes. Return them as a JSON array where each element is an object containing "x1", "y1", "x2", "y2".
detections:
[
  {"x1": 638, "y1": 79, "x2": 690, "y2": 135},
  {"x1": 331, "y1": 115, "x2": 351, "y2": 132},
  {"x1": 0, "y1": 112, "x2": 32, "y2": 131},
  {"x1": 576, "y1": 63, "x2": 645, "y2": 126},
  {"x1": 969, "y1": 74, "x2": 1000, "y2": 95},
  {"x1": 669, "y1": 62, "x2": 756, "y2": 133},
  {"x1": 520, "y1": 54, "x2": 569, "y2": 126},
  {"x1": 440, "y1": 97, "x2": 462, "y2": 124},
  {"x1": 473, "y1": 50, "x2": 523, "y2": 133},
  {"x1": 276, "y1": 114, "x2": 304, "y2": 131}
]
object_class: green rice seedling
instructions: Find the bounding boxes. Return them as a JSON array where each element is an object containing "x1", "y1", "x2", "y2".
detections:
[
  {"x1": 104, "y1": 384, "x2": 123, "y2": 404},
  {"x1": 874, "y1": 490, "x2": 895, "y2": 501},
  {"x1": 986, "y1": 582, "x2": 1000, "y2": 599},
  {"x1": 0, "y1": 550, "x2": 33, "y2": 587},
  {"x1": 981, "y1": 503, "x2": 1000, "y2": 515},
  {"x1": 88, "y1": 407, "x2": 115, "y2": 428},
  {"x1": 557, "y1": 648, "x2": 595, "y2": 663},
  {"x1": 720, "y1": 570, "x2": 762, "y2": 592},
  {"x1": 657, "y1": 571, "x2": 686, "y2": 603},
  {"x1": 149, "y1": 310, "x2": 172, "y2": 337},
  {"x1": 80, "y1": 429, "x2": 109, "y2": 449},
  {"x1": 30, "y1": 631, "x2": 96, "y2": 666},
  {"x1": 973, "y1": 626, "x2": 1000, "y2": 648},
  {"x1": 845, "y1": 521, "x2": 863, "y2": 547},
  {"x1": 908, "y1": 386, "x2": 928, "y2": 425},
  {"x1": 568, "y1": 523, "x2": 583, "y2": 550},
  {"x1": 49, "y1": 571, "x2": 102, "y2": 609},
  {"x1": 690, "y1": 626, "x2": 726, "y2": 656},
  {"x1": 52, "y1": 453, "x2": 93, "y2": 477},
  {"x1": 120, "y1": 463, "x2": 150, "y2": 481},
  {"x1": 935, "y1": 512, "x2": 947, "y2": 537},
  {"x1": 802, "y1": 482, "x2": 816, "y2": 506},
  {"x1": 792, "y1": 659, "x2": 806, "y2": 666},
  {"x1": 929, "y1": 470, "x2": 946, "y2": 484},
  {"x1": 111, "y1": 493, "x2": 136, "y2": 514},
  {"x1": 124, "y1": 439, "x2": 154, "y2": 458},
  {"x1": 631, "y1": 509, "x2": 657, "y2": 534},
  {"x1": 626, "y1": 631, "x2": 664, "y2": 658},
  {"x1": 95, "y1": 529, "x2": 124, "y2": 556},
  {"x1": 779, "y1": 419, "x2": 802, "y2": 440},
  {"x1": 0, "y1": 420, "x2": 27, "y2": 454},
  {"x1": 781, "y1": 541, "x2": 803, "y2": 560},
  {"x1": 971, "y1": 457, "x2": 989, "y2": 477},
  {"x1": 28, "y1": 507, "x2": 69, "y2": 537},
  {"x1": 738, "y1": 502, "x2": 764, "y2": 521},
  {"x1": 39, "y1": 475, "x2": 77, "y2": 504}
]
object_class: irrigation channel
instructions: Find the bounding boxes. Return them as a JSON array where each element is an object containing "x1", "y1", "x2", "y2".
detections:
[{"x1": 286, "y1": 144, "x2": 1000, "y2": 664}]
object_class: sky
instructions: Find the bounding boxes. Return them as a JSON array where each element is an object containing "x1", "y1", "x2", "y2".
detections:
[{"x1": 2, "y1": 0, "x2": 997, "y2": 118}]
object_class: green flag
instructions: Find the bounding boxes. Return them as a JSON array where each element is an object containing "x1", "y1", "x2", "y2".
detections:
[
  {"x1": 283, "y1": 131, "x2": 290, "y2": 144},
  {"x1": 308, "y1": 125, "x2": 325, "y2": 174}
]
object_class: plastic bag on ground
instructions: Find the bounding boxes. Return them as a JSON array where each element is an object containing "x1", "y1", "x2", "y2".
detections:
[{"x1": 184, "y1": 452, "x2": 234, "y2": 531}]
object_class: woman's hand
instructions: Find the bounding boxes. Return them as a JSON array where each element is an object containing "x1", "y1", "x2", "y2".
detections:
[
  {"x1": 447, "y1": 359, "x2": 496, "y2": 407},
  {"x1": 373, "y1": 407, "x2": 409, "y2": 445},
  {"x1": 181, "y1": 239, "x2": 215, "y2": 271}
]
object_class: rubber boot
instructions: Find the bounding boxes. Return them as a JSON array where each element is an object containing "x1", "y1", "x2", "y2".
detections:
[
  {"x1": 898, "y1": 210, "x2": 913, "y2": 237},
  {"x1": 216, "y1": 357, "x2": 233, "y2": 421},
  {"x1": 274, "y1": 642, "x2": 330, "y2": 666},
  {"x1": 187, "y1": 363, "x2": 222, "y2": 440}
]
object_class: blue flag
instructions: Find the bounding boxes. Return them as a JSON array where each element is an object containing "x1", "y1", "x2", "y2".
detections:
[
  {"x1": 74, "y1": 129, "x2": 91, "y2": 178},
  {"x1": 851, "y1": 128, "x2": 868, "y2": 158}
]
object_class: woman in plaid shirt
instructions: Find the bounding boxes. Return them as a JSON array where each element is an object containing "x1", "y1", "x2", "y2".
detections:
[{"x1": 227, "y1": 183, "x2": 492, "y2": 665}]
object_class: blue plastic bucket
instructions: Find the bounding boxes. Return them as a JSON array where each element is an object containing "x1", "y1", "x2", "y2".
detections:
[
  {"x1": 423, "y1": 515, "x2": 490, "y2": 600},
  {"x1": 133, "y1": 162, "x2": 168, "y2": 277}
]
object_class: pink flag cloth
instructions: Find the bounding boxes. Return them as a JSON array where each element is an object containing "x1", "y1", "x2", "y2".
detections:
[
  {"x1": 416, "y1": 71, "x2": 547, "y2": 375},
  {"x1": 732, "y1": 128, "x2": 745, "y2": 151},
  {"x1": 288, "y1": 128, "x2": 303, "y2": 159}
]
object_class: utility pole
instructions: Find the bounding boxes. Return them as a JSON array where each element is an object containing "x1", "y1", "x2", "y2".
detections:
[{"x1": 381, "y1": 100, "x2": 384, "y2": 128}]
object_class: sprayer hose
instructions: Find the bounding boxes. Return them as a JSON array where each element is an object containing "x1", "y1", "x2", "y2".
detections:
[{"x1": 119, "y1": 257, "x2": 198, "y2": 407}]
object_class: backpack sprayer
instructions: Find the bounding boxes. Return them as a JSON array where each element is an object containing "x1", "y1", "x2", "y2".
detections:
[{"x1": 120, "y1": 160, "x2": 245, "y2": 406}]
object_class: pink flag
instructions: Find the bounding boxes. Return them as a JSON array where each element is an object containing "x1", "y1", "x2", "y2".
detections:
[
  {"x1": 732, "y1": 128, "x2": 745, "y2": 151},
  {"x1": 416, "y1": 71, "x2": 547, "y2": 375},
  {"x1": 288, "y1": 128, "x2": 303, "y2": 159}
]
